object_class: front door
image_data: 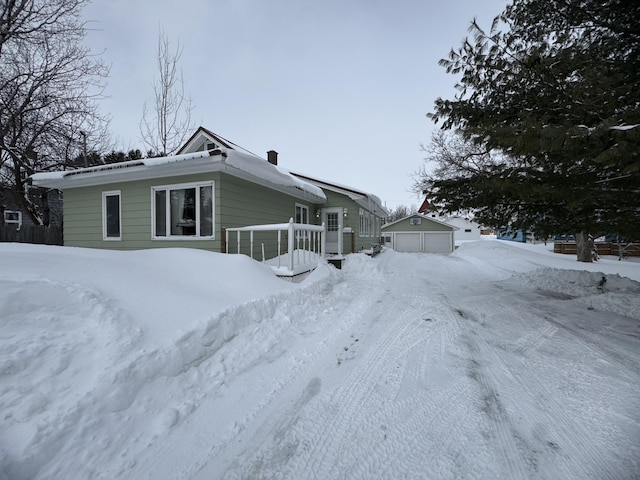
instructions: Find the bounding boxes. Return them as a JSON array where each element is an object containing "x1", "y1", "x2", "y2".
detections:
[{"x1": 322, "y1": 208, "x2": 343, "y2": 254}]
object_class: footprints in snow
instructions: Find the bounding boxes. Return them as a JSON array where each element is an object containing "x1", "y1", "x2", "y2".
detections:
[{"x1": 336, "y1": 335, "x2": 359, "y2": 366}]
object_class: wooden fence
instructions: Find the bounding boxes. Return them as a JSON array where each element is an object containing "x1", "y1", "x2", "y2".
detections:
[
  {"x1": 554, "y1": 241, "x2": 640, "y2": 257},
  {"x1": 0, "y1": 223, "x2": 63, "y2": 245}
]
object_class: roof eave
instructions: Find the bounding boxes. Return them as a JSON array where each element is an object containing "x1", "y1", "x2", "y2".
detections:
[{"x1": 31, "y1": 151, "x2": 326, "y2": 204}]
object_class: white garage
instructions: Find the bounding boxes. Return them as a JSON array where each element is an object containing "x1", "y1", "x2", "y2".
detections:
[{"x1": 381, "y1": 214, "x2": 457, "y2": 254}]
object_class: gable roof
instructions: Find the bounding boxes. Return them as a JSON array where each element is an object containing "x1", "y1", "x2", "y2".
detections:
[
  {"x1": 381, "y1": 213, "x2": 458, "y2": 230},
  {"x1": 177, "y1": 127, "x2": 390, "y2": 216},
  {"x1": 31, "y1": 148, "x2": 326, "y2": 203},
  {"x1": 176, "y1": 126, "x2": 261, "y2": 157},
  {"x1": 417, "y1": 198, "x2": 430, "y2": 214},
  {"x1": 290, "y1": 172, "x2": 390, "y2": 217}
]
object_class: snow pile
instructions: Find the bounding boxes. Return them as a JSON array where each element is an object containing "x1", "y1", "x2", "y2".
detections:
[
  {"x1": 0, "y1": 244, "x2": 334, "y2": 479},
  {"x1": 1, "y1": 240, "x2": 638, "y2": 479},
  {"x1": 516, "y1": 268, "x2": 640, "y2": 320}
]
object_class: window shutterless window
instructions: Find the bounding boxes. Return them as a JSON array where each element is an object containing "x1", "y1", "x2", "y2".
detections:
[
  {"x1": 295, "y1": 204, "x2": 309, "y2": 224},
  {"x1": 152, "y1": 181, "x2": 214, "y2": 239},
  {"x1": 102, "y1": 190, "x2": 121, "y2": 240}
]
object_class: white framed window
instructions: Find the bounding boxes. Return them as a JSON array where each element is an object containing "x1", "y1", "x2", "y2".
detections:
[
  {"x1": 410, "y1": 217, "x2": 422, "y2": 225},
  {"x1": 295, "y1": 203, "x2": 310, "y2": 242},
  {"x1": 102, "y1": 190, "x2": 121, "y2": 240},
  {"x1": 359, "y1": 208, "x2": 365, "y2": 237},
  {"x1": 3, "y1": 210, "x2": 22, "y2": 225},
  {"x1": 152, "y1": 181, "x2": 214, "y2": 239},
  {"x1": 295, "y1": 203, "x2": 309, "y2": 224}
]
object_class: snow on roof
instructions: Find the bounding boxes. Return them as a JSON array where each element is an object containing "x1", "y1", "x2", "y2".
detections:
[
  {"x1": 31, "y1": 148, "x2": 326, "y2": 202},
  {"x1": 381, "y1": 213, "x2": 459, "y2": 230},
  {"x1": 290, "y1": 172, "x2": 389, "y2": 217}
]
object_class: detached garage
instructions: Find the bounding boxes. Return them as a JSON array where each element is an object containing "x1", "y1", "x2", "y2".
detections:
[{"x1": 381, "y1": 214, "x2": 457, "y2": 254}]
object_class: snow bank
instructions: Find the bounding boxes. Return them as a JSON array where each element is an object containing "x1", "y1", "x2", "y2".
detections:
[
  {"x1": 1, "y1": 240, "x2": 638, "y2": 479},
  {"x1": 0, "y1": 244, "x2": 335, "y2": 480}
]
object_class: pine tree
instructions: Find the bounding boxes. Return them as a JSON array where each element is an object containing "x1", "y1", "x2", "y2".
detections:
[{"x1": 424, "y1": 0, "x2": 640, "y2": 261}]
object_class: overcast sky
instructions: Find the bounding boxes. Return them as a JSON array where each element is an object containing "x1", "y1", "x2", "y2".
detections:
[{"x1": 83, "y1": 0, "x2": 506, "y2": 211}]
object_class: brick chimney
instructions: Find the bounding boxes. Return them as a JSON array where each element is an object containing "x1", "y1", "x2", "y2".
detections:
[{"x1": 267, "y1": 150, "x2": 278, "y2": 166}]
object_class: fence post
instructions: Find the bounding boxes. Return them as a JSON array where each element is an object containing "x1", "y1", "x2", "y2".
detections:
[
  {"x1": 288, "y1": 218, "x2": 295, "y2": 271},
  {"x1": 223, "y1": 228, "x2": 227, "y2": 253},
  {"x1": 277, "y1": 229, "x2": 282, "y2": 268},
  {"x1": 321, "y1": 222, "x2": 326, "y2": 258}
]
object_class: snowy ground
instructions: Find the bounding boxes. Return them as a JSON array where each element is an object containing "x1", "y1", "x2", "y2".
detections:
[{"x1": 1, "y1": 240, "x2": 639, "y2": 480}]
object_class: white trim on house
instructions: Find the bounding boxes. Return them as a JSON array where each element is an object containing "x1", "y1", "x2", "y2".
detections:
[
  {"x1": 3, "y1": 210, "x2": 22, "y2": 227},
  {"x1": 382, "y1": 213, "x2": 456, "y2": 229},
  {"x1": 102, "y1": 190, "x2": 121, "y2": 241},
  {"x1": 31, "y1": 148, "x2": 326, "y2": 204},
  {"x1": 150, "y1": 180, "x2": 215, "y2": 241},
  {"x1": 295, "y1": 203, "x2": 309, "y2": 224},
  {"x1": 289, "y1": 172, "x2": 389, "y2": 218}
]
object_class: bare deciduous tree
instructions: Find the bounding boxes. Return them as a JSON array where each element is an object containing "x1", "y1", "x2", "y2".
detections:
[
  {"x1": 0, "y1": 0, "x2": 110, "y2": 224},
  {"x1": 140, "y1": 28, "x2": 194, "y2": 156}
]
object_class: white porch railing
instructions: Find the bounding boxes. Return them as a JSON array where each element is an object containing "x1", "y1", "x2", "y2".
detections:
[{"x1": 225, "y1": 218, "x2": 325, "y2": 277}]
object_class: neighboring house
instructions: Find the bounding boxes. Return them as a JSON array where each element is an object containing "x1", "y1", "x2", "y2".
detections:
[
  {"x1": 381, "y1": 214, "x2": 457, "y2": 254},
  {"x1": 416, "y1": 199, "x2": 492, "y2": 246},
  {"x1": 424, "y1": 213, "x2": 485, "y2": 246},
  {"x1": 0, "y1": 187, "x2": 63, "y2": 228},
  {"x1": 0, "y1": 187, "x2": 63, "y2": 244},
  {"x1": 31, "y1": 127, "x2": 387, "y2": 264}
]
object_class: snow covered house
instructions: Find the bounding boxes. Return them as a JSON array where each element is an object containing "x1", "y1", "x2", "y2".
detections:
[
  {"x1": 423, "y1": 213, "x2": 486, "y2": 246},
  {"x1": 289, "y1": 172, "x2": 388, "y2": 255},
  {"x1": 381, "y1": 214, "x2": 457, "y2": 254},
  {"x1": 416, "y1": 198, "x2": 487, "y2": 246},
  {"x1": 30, "y1": 127, "x2": 387, "y2": 270}
]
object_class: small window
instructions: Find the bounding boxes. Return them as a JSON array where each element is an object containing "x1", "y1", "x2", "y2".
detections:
[
  {"x1": 465, "y1": 228, "x2": 472, "y2": 233},
  {"x1": 3, "y1": 210, "x2": 22, "y2": 225},
  {"x1": 295, "y1": 204, "x2": 309, "y2": 224},
  {"x1": 152, "y1": 181, "x2": 214, "y2": 239},
  {"x1": 102, "y1": 191, "x2": 121, "y2": 240},
  {"x1": 410, "y1": 218, "x2": 422, "y2": 225}
]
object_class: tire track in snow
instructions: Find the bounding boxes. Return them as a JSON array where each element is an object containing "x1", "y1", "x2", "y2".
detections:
[
  {"x1": 461, "y1": 341, "x2": 531, "y2": 478},
  {"x1": 214, "y1": 263, "x2": 398, "y2": 480},
  {"x1": 512, "y1": 323, "x2": 558, "y2": 355},
  {"x1": 445, "y1": 285, "x2": 628, "y2": 480},
  {"x1": 543, "y1": 315, "x2": 640, "y2": 384},
  {"x1": 490, "y1": 337, "x2": 626, "y2": 480},
  {"x1": 285, "y1": 298, "x2": 428, "y2": 479},
  {"x1": 352, "y1": 378, "x2": 477, "y2": 479},
  {"x1": 125, "y1": 272, "x2": 365, "y2": 480},
  {"x1": 350, "y1": 312, "x2": 476, "y2": 478},
  {"x1": 439, "y1": 292, "x2": 532, "y2": 479}
]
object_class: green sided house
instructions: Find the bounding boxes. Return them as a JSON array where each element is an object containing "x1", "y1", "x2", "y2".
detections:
[
  {"x1": 381, "y1": 214, "x2": 457, "y2": 254},
  {"x1": 290, "y1": 173, "x2": 387, "y2": 256},
  {"x1": 31, "y1": 127, "x2": 388, "y2": 272}
]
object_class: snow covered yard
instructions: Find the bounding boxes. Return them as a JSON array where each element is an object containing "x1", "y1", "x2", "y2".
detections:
[{"x1": 1, "y1": 241, "x2": 639, "y2": 479}]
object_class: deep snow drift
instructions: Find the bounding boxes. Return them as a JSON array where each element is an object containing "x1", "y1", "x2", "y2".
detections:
[{"x1": 1, "y1": 241, "x2": 639, "y2": 479}]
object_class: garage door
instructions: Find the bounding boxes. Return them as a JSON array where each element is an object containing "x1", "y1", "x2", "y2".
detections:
[
  {"x1": 423, "y1": 233, "x2": 451, "y2": 254},
  {"x1": 394, "y1": 233, "x2": 421, "y2": 252}
]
